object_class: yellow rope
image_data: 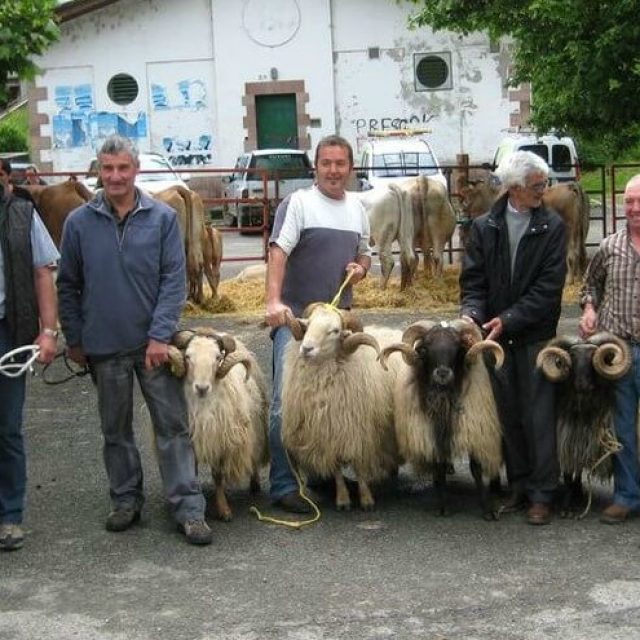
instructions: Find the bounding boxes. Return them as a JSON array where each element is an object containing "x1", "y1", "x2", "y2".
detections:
[{"x1": 250, "y1": 269, "x2": 357, "y2": 529}]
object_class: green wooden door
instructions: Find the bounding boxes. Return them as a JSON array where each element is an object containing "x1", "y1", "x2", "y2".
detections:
[{"x1": 256, "y1": 93, "x2": 298, "y2": 149}]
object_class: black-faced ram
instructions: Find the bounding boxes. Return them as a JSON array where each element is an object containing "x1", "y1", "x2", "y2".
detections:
[{"x1": 379, "y1": 319, "x2": 504, "y2": 519}]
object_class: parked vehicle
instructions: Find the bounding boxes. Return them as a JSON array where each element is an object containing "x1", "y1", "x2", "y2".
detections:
[
  {"x1": 222, "y1": 149, "x2": 314, "y2": 229},
  {"x1": 84, "y1": 152, "x2": 190, "y2": 194},
  {"x1": 492, "y1": 133, "x2": 580, "y2": 184},
  {"x1": 356, "y1": 130, "x2": 447, "y2": 192}
]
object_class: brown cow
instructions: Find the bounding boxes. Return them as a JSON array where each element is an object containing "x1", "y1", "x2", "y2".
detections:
[
  {"x1": 458, "y1": 172, "x2": 590, "y2": 283},
  {"x1": 401, "y1": 175, "x2": 457, "y2": 280},
  {"x1": 22, "y1": 179, "x2": 93, "y2": 247}
]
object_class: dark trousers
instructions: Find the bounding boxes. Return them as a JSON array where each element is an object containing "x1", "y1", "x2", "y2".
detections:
[{"x1": 491, "y1": 340, "x2": 558, "y2": 504}]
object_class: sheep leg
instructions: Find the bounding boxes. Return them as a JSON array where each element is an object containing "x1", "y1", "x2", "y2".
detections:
[
  {"x1": 433, "y1": 462, "x2": 449, "y2": 516},
  {"x1": 560, "y1": 472, "x2": 585, "y2": 518},
  {"x1": 470, "y1": 457, "x2": 498, "y2": 521},
  {"x1": 334, "y1": 471, "x2": 352, "y2": 511},
  {"x1": 357, "y1": 479, "x2": 375, "y2": 511},
  {"x1": 213, "y1": 473, "x2": 232, "y2": 522},
  {"x1": 249, "y1": 466, "x2": 261, "y2": 494}
]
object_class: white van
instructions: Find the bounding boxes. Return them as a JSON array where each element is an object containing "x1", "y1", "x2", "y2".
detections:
[
  {"x1": 357, "y1": 131, "x2": 447, "y2": 192},
  {"x1": 493, "y1": 134, "x2": 580, "y2": 184}
]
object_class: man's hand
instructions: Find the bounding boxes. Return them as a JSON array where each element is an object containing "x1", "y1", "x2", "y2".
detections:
[
  {"x1": 482, "y1": 316, "x2": 503, "y2": 341},
  {"x1": 146, "y1": 339, "x2": 169, "y2": 370},
  {"x1": 265, "y1": 301, "x2": 292, "y2": 328},
  {"x1": 579, "y1": 305, "x2": 597, "y2": 338},
  {"x1": 35, "y1": 333, "x2": 57, "y2": 364},
  {"x1": 67, "y1": 345, "x2": 87, "y2": 367},
  {"x1": 346, "y1": 261, "x2": 367, "y2": 285}
]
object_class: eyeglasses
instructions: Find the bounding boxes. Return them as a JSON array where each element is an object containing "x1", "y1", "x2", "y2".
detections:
[{"x1": 525, "y1": 180, "x2": 548, "y2": 193}]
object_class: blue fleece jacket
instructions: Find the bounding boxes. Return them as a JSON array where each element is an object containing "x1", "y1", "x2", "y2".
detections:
[{"x1": 57, "y1": 189, "x2": 186, "y2": 356}]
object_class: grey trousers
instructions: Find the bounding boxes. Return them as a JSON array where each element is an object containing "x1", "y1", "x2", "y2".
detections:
[
  {"x1": 490, "y1": 340, "x2": 559, "y2": 504},
  {"x1": 91, "y1": 349, "x2": 205, "y2": 524}
]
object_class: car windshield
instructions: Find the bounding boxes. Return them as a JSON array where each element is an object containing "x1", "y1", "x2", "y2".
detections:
[
  {"x1": 137, "y1": 156, "x2": 179, "y2": 182},
  {"x1": 246, "y1": 153, "x2": 311, "y2": 181},
  {"x1": 371, "y1": 151, "x2": 438, "y2": 177}
]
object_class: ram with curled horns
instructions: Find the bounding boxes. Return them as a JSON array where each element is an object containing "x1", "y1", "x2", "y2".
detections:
[
  {"x1": 536, "y1": 332, "x2": 631, "y2": 516},
  {"x1": 379, "y1": 318, "x2": 504, "y2": 519},
  {"x1": 167, "y1": 327, "x2": 268, "y2": 522},
  {"x1": 281, "y1": 303, "x2": 402, "y2": 511}
]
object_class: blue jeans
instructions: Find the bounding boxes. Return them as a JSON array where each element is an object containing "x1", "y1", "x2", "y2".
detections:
[
  {"x1": 91, "y1": 349, "x2": 205, "y2": 523},
  {"x1": 611, "y1": 343, "x2": 640, "y2": 510},
  {"x1": 0, "y1": 320, "x2": 27, "y2": 525},
  {"x1": 268, "y1": 326, "x2": 299, "y2": 500}
]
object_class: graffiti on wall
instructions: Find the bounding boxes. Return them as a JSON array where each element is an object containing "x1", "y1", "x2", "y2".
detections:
[
  {"x1": 150, "y1": 79, "x2": 212, "y2": 165},
  {"x1": 51, "y1": 83, "x2": 147, "y2": 150},
  {"x1": 353, "y1": 112, "x2": 436, "y2": 135}
]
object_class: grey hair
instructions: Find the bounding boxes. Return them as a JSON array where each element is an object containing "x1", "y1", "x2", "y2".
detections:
[
  {"x1": 495, "y1": 150, "x2": 549, "y2": 188},
  {"x1": 98, "y1": 135, "x2": 140, "y2": 166}
]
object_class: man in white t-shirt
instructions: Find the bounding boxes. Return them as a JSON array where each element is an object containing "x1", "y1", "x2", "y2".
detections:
[{"x1": 264, "y1": 135, "x2": 371, "y2": 512}]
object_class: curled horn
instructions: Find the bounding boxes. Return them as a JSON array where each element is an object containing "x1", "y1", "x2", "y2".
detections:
[
  {"x1": 166, "y1": 345, "x2": 186, "y2": 378},
  {"x1": 402, "y1": 320, "x2": 436, "y2": 347},
  {"x1": 339, "y1": 310, "x2": 363, "y2": 333},
  {"x1": 536, "y1": 345, "x2": 572, "y2": 382},
  {"x1": 216, "y1": 352, "x2": 254, "y2": 381},
  {"x1": 302, "y1": 302, "x2": 324, "y2": 318},
  {"x1": 284, "y1": 310, "x2": 307, "y2": 341},
  {"x1": 465, "y1": 340, "x2": 504, "y2": 369},
  {"x1": 590, "y1": 332, "x2": 632, "y2": 380},
  {"x1": 379, "y1": 343, "x2": 419, "y2": 369},
  {"x1": 450, "y1": 318, "x2": 483, "y2": 350},
  {"x1": 340, "y1": 332, "x2": 380, "y2": 358},
  {"x1": 216, "y1": 334, "x2": 236, "y2": 355},
  {"x1": 172, "y1": 330, "x2": 196, "y2": 349}
]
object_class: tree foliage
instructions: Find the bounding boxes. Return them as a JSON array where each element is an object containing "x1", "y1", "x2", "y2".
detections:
[
  {"x1": 402, "y1": 0, "x2": 640, "y2": 158},
  {"x1": 0, "y1": 1, "x2": 60, "y2": 105}
]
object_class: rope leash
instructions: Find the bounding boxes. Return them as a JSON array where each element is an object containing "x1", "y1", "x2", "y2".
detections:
[
  {"x1": 0, "y1": 345, "x2": 41, "y2": 378},
  {"x1": 41, "y1": 351, "x2": 90, "y2": 385},
  {"x1": 578, "y1": 428, "x2": 622, "y2": 520},
  {"x1": 250, "y1": 269, "x2": 357, "y2": 528}
]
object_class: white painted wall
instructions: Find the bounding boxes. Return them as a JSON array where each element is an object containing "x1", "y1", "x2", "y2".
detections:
[{"x1": 34, "y1": 0, "x2": 513, "y2": 173}]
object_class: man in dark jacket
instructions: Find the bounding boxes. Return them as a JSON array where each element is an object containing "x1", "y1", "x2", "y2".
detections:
[
  {"x1": 0, "y1": 161, "x2": 59, "y2": 551},
  {"x1": 57, "y1": 135, "x2": 211, "y2": 546},
  {"x1": 460, "y1": 150, "x2": 567, "y2": 525}
]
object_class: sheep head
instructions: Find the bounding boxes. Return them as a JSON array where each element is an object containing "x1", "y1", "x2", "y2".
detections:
[{"x1": 287, "y1": 304, "x2": 375, "y2": 361}]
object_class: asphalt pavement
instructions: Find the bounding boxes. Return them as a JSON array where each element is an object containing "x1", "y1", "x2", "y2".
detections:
[{"x1": 2, "y1": 305, "x2": 640, "y2": 640}]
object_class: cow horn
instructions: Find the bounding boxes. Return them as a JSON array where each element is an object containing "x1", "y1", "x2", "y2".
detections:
[
  {"x1": 166, "y1": 345, "x2": 186, "y2": 378},
  {"x1": 284, "y1": 310, "x2": 307, "y2": 341},
  {"x1": 591, "y1": 335, "x2": 632, "y2": 380},
  {"x1": 536, "y1": 346, "x2": 572, "y2": 382},
  {"x1": 216, "y1": 352, "x2": 254, "y2": 381},
  {"x1": 402, "y1": 321, "x2": 436, "y2": 347},
  {"x1": 172, "y1": 330, "x2": 196, "y2": 349},
  {"x1": 465, "y1": 340, "x2": 504, "y2": 369},
  {"x1": 340, "y1": 332, "x2": 380, "y2": 357},
  {"x1": 379, "y1": 343, "x2": 418, "y2": 369}
]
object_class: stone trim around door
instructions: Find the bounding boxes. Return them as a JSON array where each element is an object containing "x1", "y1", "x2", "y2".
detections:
[{"x1": 242, "y1": 80, "x2": 310, "y2": 151}]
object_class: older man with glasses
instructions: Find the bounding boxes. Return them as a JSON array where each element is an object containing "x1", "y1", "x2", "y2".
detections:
[{"x1": 460, "y1": 150, "x2": 567, "y2": 525}]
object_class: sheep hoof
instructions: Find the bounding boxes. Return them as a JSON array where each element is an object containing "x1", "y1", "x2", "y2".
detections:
[
  {"x1": 218, "y1": 511, "x2": 233, "y2": 522},
  {"x1": 360, "y1": 502, "x2": 376, "y2": 512},
  {"x1": 482, "y1": 509, "x2": 499, "y2": 522},
  {"x1": 336, "y1": 502, "x2": 352, "y2": 512}
]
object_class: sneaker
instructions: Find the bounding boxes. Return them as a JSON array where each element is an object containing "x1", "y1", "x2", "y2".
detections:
[
  {"x1": 105, "y1": 508, "x2": 141, "y2": 532},
  {"x1": 179, "y1": 519, "x2": 212, "y2": 546},
  {"x1": 0, "y1": 523, "x2": 25, "y2": 551}
]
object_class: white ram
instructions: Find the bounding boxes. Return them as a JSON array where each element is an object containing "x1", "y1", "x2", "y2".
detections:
[
  {"x1": 168, "y1": 327, "x2": 268, "y2": 521},
  {"x1": 281, "y1": 304, "x2": 402, "y2": 511}
]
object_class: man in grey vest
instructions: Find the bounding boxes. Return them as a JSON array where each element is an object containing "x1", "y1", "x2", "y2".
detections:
[{"x1": 0, "y1": 161, "x2": 59, "y2": 551}]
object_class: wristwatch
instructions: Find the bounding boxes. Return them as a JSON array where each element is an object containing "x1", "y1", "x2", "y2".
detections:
[{"x1": 42, "y1": 328, "x2": 59, "y2": 338}]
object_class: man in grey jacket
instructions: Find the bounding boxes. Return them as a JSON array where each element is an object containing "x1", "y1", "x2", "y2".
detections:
[{"x1": 57, "y1": 135, "x2": 211, "y2": 545}]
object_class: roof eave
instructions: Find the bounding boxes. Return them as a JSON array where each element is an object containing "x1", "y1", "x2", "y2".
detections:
[{"x1": 55, "y1": 0, "x2": 123, "y2": 23}]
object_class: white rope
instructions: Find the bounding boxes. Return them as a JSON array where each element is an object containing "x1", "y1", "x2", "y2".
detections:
[{"x1": 0, "y1": 345, "x2": 41, "y2": 378}]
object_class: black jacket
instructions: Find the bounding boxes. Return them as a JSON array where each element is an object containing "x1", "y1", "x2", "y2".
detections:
[
  {"x1": 460, "y1": 192, "x2": 567, "y2": 347},
  {"x1": 0, "y1": 188, "x2": 39, "y2": 346}
]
